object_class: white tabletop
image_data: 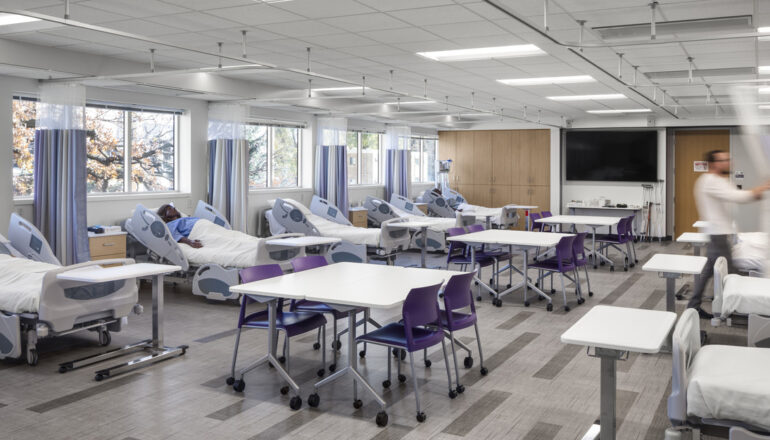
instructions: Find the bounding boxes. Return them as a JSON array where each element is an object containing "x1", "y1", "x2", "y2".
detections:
[
  {"x1": 389, "y1": 220, "x2": 435, "y2": 229},
  {"x1": 446, "y1": 229, "x2": 573, "y2": 247},
  {"x1": 676, "y1": 232, "x2": 708, "y2": 245},
  {"x1": 87, "y1": 230, "x2": 127, "y2": 238},
  {"x1": 505, "y1": 205, "x2": 538, "y2": 210},
  {"x1": 265, "y1": 236, "x2": 342, "y2": 247},
  {"x1": 561, "y1": 305, "x2": 676, "y2": 353},
  {"x1": 57, "y1": 263, "x2": 182, "y2": 282},
  {"x1": 536, "y1": 215, "x2": 620, "y2": 227},
  {"x1": 693, "y1": 220, "x2": 709, "y2": 228},
  {"x1": 642, "y1": 253, "x2": 707, "y2": 275},
  {"x1": 230, "y1": 262, "x2": 466, "y2": 309},
  {"x1": 567, "y1": 205, "x2": 642, "y2": 211}
]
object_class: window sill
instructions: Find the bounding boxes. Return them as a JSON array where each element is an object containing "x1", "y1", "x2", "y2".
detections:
[
  {"x1": 13, "y1": 192, "x2": 192, "y2": 206},
  {"x1": 248, "y1": 187, "x2": 312, "y2": 194},
  {"x1": 349, "y1": 184, "x2": 384, "y2": 189}
]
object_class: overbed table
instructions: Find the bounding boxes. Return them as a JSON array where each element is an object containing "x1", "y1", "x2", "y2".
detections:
[
  {"x1": 693, "y1": 220, "x2": 709, "y2": 229},
  {"x1": 536, "y1": 215, "x2": 621, "y2": 270},
  {"x1": 561, "y1": 305, "x2": 676, "y2": 440},
  {"x1": 390, "y1": 220, "x2": 436, "y2": 268},
  {"x1": 642, "y1": 253, "x2": 707, "y2": 313},
  {"x1": 446, "y1": 230, "x2": 574, "y2": 309},
  {"x1": 676, "y1": 233, "x2": 709, "y2": 295},
  {"x1": 230, "y1": 262, "x2": 462, "y2": 425},
  {"x1": 57, "y1": 263, "x2": 186, "y2": 380},
  {"x1": 265, "y1": 236, "x2": 342, "y2": 258}
]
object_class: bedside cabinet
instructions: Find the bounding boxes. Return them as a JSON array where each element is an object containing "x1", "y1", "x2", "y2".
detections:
[
  {"x1": 89, "y1": 232, "x2": 127, "y2": 264},
  {"x1": 415, "y1": 203, "x2": 429, "y2": 215},
  {"x1": 348, "y1": 207, "x2": 368, "y2": 228}
]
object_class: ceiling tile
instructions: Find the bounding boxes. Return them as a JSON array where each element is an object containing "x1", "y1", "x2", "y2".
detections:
[
  {"x1": 354, "y1": 0, "x2": 454, "y2": 12},
  {"x1": 321, "y1": 13, "x2": 409, "y2": 32},
  {"x1": 272, "y1": 0, "x2": 376, "y2": 19},
  {"x1": 258, "y1": 20, "x2": 344, "y2": 38},
  {"x1": 80, "y1": 0, "x2": 189, "y2": 18},
  {"x1": 30, "y1": 4, "x2": 131, "y2": 24},
  {"x1": 389, "y1": 4, "x2": 483, "y2": 26},
  {"x1": 361, "y1": 27, "x2": 441, "y2": 44},
  {"x1": 205, "y1": 4, "x2": 303, "y2": 25},
  {"x1": 422, "y1": 21, "x2": 509, "y2": 39},
  {"x1": 145, "y1": 12, "x2": 240, "y2": 31}
]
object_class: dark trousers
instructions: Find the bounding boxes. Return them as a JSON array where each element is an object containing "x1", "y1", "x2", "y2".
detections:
[{"x1": 688, "y1": 234, "x2": 734, "y2": 309}]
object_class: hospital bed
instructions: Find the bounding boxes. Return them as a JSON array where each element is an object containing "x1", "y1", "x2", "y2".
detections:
[
  {"x1": 266, "y1": 197, "x2": 411, "y2": 263},
  {"x1": 666, "y1": 308, "x2": 770, "y2": 439},
  {"x1": 125, "y1": 202, "x2": 309, "y2": 301},
  {"x1": 711, "y1": 256, "x2": 770, "y2": 347},
  {"x1": 1, "y1": 222, "x2": 139, "y2": 365},
  {"x1": 417, "y1": 189, "x2": 520, "y2": 229}
]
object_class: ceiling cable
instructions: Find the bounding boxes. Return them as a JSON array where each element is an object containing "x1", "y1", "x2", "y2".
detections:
[
  {"x1": 633, "y1": 66, "x2": 638, "y2": 86},
  {"x1": 543, "y1": 0, "x2": 549, "y2": 31},
  {"x1": 306, "y1": 47, "x2": 311, "y2": 72},
  {"x1": 577, "y1": 20, "x2": 585, "y2": 51},
  {"x1": 307, "y1": 79, "x2": 312, "y2": 98},
  {"x1": 149, "y1": 48, "x2": 155, "y2": 73},
  {"x1": 389, "y1": 70, "x2": 394, "y2": 91},
  {"x1": 64, "y1": 0, "x2": 70, "y2": 19},
  {"x1": 617, "y1": 53, "x2": 624, "y2": 79},
  {"x1": 688, "y1": 57, "x2": 694, "y2": 83},
  {"x1": 424, "y1": 78, "x2": 428, "y2": 98},
  {"x1": 217, "y1": 42, "x2": 223, "y2": 69},
  {"x1": 361, "y1": 75, "x2": 366, "y2": 95},
  {"x1": 241, "y1": 31, "x2": 247, "y2": 59},
  {"x1": 650, "y1": 1, "x2": 658, "y2": 40},
  {"x1": 471, "y1": 91, "x2": 475, "y2": 109}
]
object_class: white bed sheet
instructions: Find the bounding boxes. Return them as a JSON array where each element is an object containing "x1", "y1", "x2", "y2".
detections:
[
  {"x1": 0, "y1": 254, "x2": 59, "y2": 313},
  {"x1": 183, "y1": 219, "x2": 265, "y2": 268},
  {"x1": 733, "y1": 232, "x2": 768, "y2": 272},
  {"x1": 688, "y1": 344, "x2": 770, "y2": 430},
  {"x1": 458, "y1": 203, "x2": 503, "y2": 224},
  {"x1": 309, "y1": 213, "x2": 382, "y2": 247},
  {"x1": 390, "y1": 205, "x2": 455, "y2": 232},
  {"x1": 721, "y1": 274, "x2": 770, "y2": 318}
]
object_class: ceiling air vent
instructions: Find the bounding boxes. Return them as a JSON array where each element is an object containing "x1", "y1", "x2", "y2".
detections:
[{"x1": 594, "y1": 15, "x2": 753, "y2": 40}]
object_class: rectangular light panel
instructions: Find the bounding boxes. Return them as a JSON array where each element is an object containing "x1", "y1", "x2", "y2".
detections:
[
  {"x1": 548, "y1": 94, "x2": 626, "y2": 101},
  {"x1": 0, "y1": 13, "x2": 39, "y2": 26},
  {"x1": 417, "y1": 44, "x2": 545, "y2": 62},
  {"x1": 497, "y1": 75, "x2": 595, "y2": 86},
  {"x1": 586, "y1": 109, "x2": 651, "y2": 114}
]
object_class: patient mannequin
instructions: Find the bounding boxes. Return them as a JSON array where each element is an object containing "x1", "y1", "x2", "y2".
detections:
[{"x1": 157, "y1": 204, "x2": 203, "y2": 248}]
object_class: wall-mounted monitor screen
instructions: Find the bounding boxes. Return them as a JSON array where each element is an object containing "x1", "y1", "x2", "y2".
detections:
[{"x1": 565, "y1": 130, "x2": 658, "y2": 182}]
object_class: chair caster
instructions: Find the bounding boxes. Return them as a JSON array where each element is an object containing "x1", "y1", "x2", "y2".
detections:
[
  {"x1": 476, "y1": 295, "x2": 482, "y2": 301},
  {"x1": 98, "y1": 329, "x2": 111, "y2": 347},
  {"x1": 630, "y1": 263, "x2": 635, "y2": 268},
  {"x1": 280, "y1": 385, "x2": 289, "y2": 395},
  {"x1": 376, "y1": 411, "x2": 389, "y2": 427},
  {"x1": 464, "y1": 356, "x2": 473, "y2": 368},
  {"x1": 507, "y1": 283, "x2": 512, "y2": 288},
  {"x1": 233, "y1": 380, "x2": 245, "y2": 392},
  {"x1": 448, "y1": 389, "x2": 457, "y2": 399},
  {"x1": 226, "y1": 376, "x2": 235, "y2": 386},
  {"x1": 332, "y1": 340, "x2": 342, "y2": 351},
  {"x1": 58, "y1": 366, "x2": 68, "y2": 374},
  {"x1": 480, "y1": 367, "x2": 488, "y2": 376},
  {"x1": 416, "y1": 412, "x2": 426, "y2": 423},
  {"x1": 610, "y1": 266, "x2": 615, "y2": 272},
  {"x1": 307, "y1": 393, "x2": 320, "y2": 408},
  {"x1": 278, "y1": 356, "x2": 286, "y2": 364},
  {"x1": 589, "y1": 291, "x2": 594, "y2": 297},
  {"x1": 313, "y1": 342, "x2": 321, "y2": 350},
  {"x1": 359, "y1": 350, "x2": 366, "y2": 358},
  {"x1": 329, "y1": 363, "x2": 336, "y2": 372},
  {"x1": 94, "y1": 373, "x2": 104, "y2": 382},
  {"x1": 353, "y1": 399, "x2": 363, "y2": 409},
  {"x1": 546, "y1": 303, "x2": 553, "y2": 312},
  {"x1": 593, "y1": 265, "x2": 598, "y2": 269},
  {"x1": 550, "y1": 289, "x2": 556, "y2": 294},
  {"x1": 392, "y1": 349, "x2": 406, "y2": 360},
  {"x1": 534, "y1": 282, "x2": 539, "y2": 287},
  {"x1": 317, "y1": 369, "x2": 325, "y2": 377},
  {"x1": 289, "y1": 396, "x2": 302, "y2": 411},
  {"x1": 635, "y1": 259, "x2": 639, "y2": 263},
  {"x1": 493, "y1": 298, "x2": 502, "y2": 307},
  {"x1": 600, "y1": 261, "x2": 606, "y2": 266},
  {"x1": 456, "y1": 384, "x2": 465, "y2": 394},
  {"x1": 564, "y1": 306, "x2": 571, "y2": 312},
  {"x1": 424, "y1": 359, "x2": 432, "y2": 368},
  {"x1": 398, "y1": 374, "x2": 407, "y2": 383},
  {"x1": 382, "y1": 380, "x2": 391, "y2": 389},
  {"x1": 624, "y1": 267, "x2": 628, "y2": 272},
  {"x1": 577, "y1": 298, "x2": 585, "y2": 305}
]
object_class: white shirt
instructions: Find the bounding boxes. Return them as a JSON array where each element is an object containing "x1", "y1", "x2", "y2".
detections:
[{"x1": 694, "y1": 173, "x2": 754, "y2": 235}]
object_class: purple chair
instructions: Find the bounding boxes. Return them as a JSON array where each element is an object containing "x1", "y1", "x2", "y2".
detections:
[
  {"x1": 356, "y1": 282, "x2": 454, "y2": 423},
  {"x1": 571, "y1": 232, "x2": 594, "y2": 298},
  {"x1": 540, "y1": 211, "x2": 554, "y2": 232},
  {"x1": 595, "y1": 217, "x2": 632, "y2": 271},
  {"x1": 446, "y1": 227, "x2": 497, "y2": 303},
  {"x1": 466, "y1": 223, "x2": 513, "y2": 290},
  {"x1": 622, "y1": 215, "x2": 639, "y2": 265},
  {"x1": 228, "y1": 264, "x2": 327, "y2": 394},
  {"x1": 528, "y1": 235, "x2": 579, "y2": 312},
  {"x1": 436, "y1": 272, "x2": 488, "y2": 394},
  {"x1": 530, "y1": 212, "x2": 543, "y2": 231}
]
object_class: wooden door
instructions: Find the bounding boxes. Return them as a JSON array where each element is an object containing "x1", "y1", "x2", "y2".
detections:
[
  {"x1": 491, "y1": 131, "x2": 511, "y2": 186},
  {"x1": 455, "y1": 131, "x2": 474, "y2": 185},
  {"x1": 674, "y1": 129, "x2": 730, "y2": 234},
  {"x1": 529, "y1": 129, "x2": 551, "y2": 186},
  {"x1": 515, "y1": 130, "x2": 533, "y2": 185},
  {"x1": 438, "y1": 131, "x2": 456, "y2": 184},
  {"x1": 473, "y1": 131, "x2": 492, "y2": 184}
]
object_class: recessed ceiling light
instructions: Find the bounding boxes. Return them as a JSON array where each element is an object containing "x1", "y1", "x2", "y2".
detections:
[
  {"x1": 417, "y1": 44, "x2": 545, "y2": 62},
  {"x1": 0, "y1": 13, "x2": 39, "y2": 26},
  {"x1": 548, "y1": 93, "x2": 626, "y2": 101},
  {"x1": 759, "y1": 66, "x2": 770, "y2": 74},
  {"x1": 497, "y1": 75, "x2": 595, "y2": 86},
  {"x1": 758, "y1": 104, "x2": 770, "y2": 109},
  {"x1": 758, "y1": 27, "x2": 770, "y2": 33},
  {"x1": 759, "y1": 87, "x2": 770, "y2": 94},
  {"x1": 586, "y1": 109, "x2": 651, "y2": 114},
  {"x1": 385, "y1": 100, "x2": 436, "y2": 105},
  {"x1": 313, "y1": 86, "x2": 369, "y2": 92}
]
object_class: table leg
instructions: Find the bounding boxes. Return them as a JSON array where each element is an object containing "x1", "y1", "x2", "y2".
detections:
[
  {"x1": 485, "y1": 216, "x2": 491, "y2": 230},
  {"x1": 581, "y1": 348, "x2": 622, "y2": 440},
  {"x1": 592, "y1": 228, "x2": 598, "y2": 269},
  {"x1": 420, "y1": 226, "x2": 427, "y2": 268},
  {"x1": 525, "y1": 210, "x2": 530, "y2": 231}
]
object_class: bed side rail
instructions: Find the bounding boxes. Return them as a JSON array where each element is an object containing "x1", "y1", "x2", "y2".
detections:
[
  {"x1": 390, "y1": 194, "x2": 424, "y2": 216},
  {"x1": 310, "y1": 195, "x2": 351, "y2": 226},
  {"x1": 124, "y1": 204, "x2": 189, "y2": 271},
  {"x1": 425, "y1": 192, "x2": 456, "y2": 218},
  {"x1": 260, "y1": 233, "x2": 306, "y2": 266},
  {"x1": 327, "y1": 241, "x2": 367, "y2": 263},
  {"x1": 380, "y1": 218, "x2": 412, "y2": 252},
  {"x1": 273, "y1": 199, "x2": 321, "y2": 236},
  {"x1": 364, "y1": 196, "x2": 397, "y2": 226},
  {"x1": 669, "y1": 308, "x2": 702, "y2": 426},
  {"x1": 0, "y1": 232, "x2": 23, "y2": 258},
  {"x1": 443, "y1": 187, "x2": 466, "y2": 208},
  {"x1": 497, "y1": 206, "x2": 520, "y2": 228},
  {"x1": 712, "y1": 256, "x2": 728, "y2": 320},
  {"x1": 8, "y1": 213, "x2": 61, "y2": 265},
  {"x1": 193, "y1": 200, "x2": 231, "y2": 230},
  {"x1": 39, "y1": 258, "x2": 139, "y2": 332}
]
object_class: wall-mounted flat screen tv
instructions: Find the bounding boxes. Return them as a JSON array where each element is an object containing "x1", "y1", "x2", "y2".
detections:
[{"x1": 565, "y1": 130, "x2": 658, "y2": 182}]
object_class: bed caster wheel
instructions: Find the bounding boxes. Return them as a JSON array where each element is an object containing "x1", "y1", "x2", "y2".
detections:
[
  {"x1": 398, "y1": 374, "x2": 407, "y2": 383},
  {"x1": 232, "y1": 380, "x2": 245, "y2": 392},
  {"x1": 663, "y1": 428, "x2": 682, "y2": 440},
  {"x1": 382, "y1": 380, "x2": 391, "y2": 389},
  {"x1": 329, "y1": 364, "x2": 336, "y2": 372},
  {"x1": 600, "y1": 261, "x2": 606, "y2": 266},
  {"x1": 226, "y1": 377, "x2": 235, "y2": 386},
  {"x1": 480, "y1": 367, "x2": 488, "y2": 376},
  {"x1": 316, "y1": 369, "x2": 325, "y2": 377},
  {"x1": 26, "y1": 348, "x2": 38, "y2": 366},
  {"x1": 507, "y1": 283, "x2": 512, "y2": 288},
  {"x1": 577, "y1": 298, "x2": 585, "y2": 305},
  {"x1": 524, "y1": 301, "x2": 530, "y2": 307},
  {"x1": 630, "y1": 263, "x2": 635, "y2": 268},
  {"x1": 376, "y1": 411, "x2": 388, "y2": 427},
  {"x1": 416, "y1": 412, "x2": 426, "y2": 423},
  {"x1": 307, "y1": 393, "x2": 320, "y2": 408},
  {"x1": 448, "y1": 390, "x2": 457, "y2": 399},
  {"x1": 278, "y1": 356, "x2": 286, "y2": 364},
  {"x1": 456, "y1": 384, "x2": 465, "y2": 394},
  {"x1": 610, "y1": 266, "x2": 615, "y2": 272},
  {"x1": 313, "y1": 342, "x2": 321, "y2": 350},
  {"x1": 564, "y1": 306, "x2": 571, "y2": 312},
  {"x1": 289, "y1": 396, "x2": 302, "y2": 411},
  {"x1": 98, "y1": 330, "x2": 111, "y2": 346},
  {"x1": 589, "y1": 291, "x2": 594, "y2": 297},
  {"x1": 94, "y1": 373, "x2": 104, "y2": 382},
  {"x1": 424, "y1": 359, "x2": 432, "y2": 368},
  {"x1": 359, "y1": 350, "x2": 366, "y2": 358},
  {"x1": 332, "y1": 340, "x2": 342, "y2": 351},
  {"x1": 353, "y1": 399, "x2": 363, "y2": 409},
  {"x1": 464, "y1": 356, "x2": 473, "y2": 368},
  {"x1": 546, "y1": 303, "x2": 553, "y2": 312},
  {"x1": 476, "y1": 295, "x2": 482, "y2": 301},
  {"x1": 550, "y1": 288, "x2": 556, "y2": 294},
  {"x1": 280, "y1": 386, "x2": 289, "y2": 395}
]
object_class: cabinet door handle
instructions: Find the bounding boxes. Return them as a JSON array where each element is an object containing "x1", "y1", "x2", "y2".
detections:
[{"x1": 102, "y1": 242, "x2": 115, "y2": 247}]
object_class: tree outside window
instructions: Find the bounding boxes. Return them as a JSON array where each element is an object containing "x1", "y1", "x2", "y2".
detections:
[
  {"x1": 346, "y1": 131, "x2": 358, "y2": 185},
  {"x1": 246, "y1": 124, "x2": 301, "y2": 189}
]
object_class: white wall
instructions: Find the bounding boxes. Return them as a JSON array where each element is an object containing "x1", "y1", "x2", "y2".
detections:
[{"x1": 729, "y1": 128, "x2": 763, "y2": 232}]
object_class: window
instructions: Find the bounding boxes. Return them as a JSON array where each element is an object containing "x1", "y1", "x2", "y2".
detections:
[
  {"x1": 409, "y1": 136, "x2": 438, "y2": 183},
  {"x1": 345, "y1": 131, "x2": 381, "y2": 185},
  {"x1": 246, "y1": 124, "x2": 301, "y2": 190},
  {"x1": 11, "y1": 97, "x2": 179, "y2": 197}
]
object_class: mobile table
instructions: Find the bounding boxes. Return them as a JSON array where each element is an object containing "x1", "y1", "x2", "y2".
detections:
[
  {"x1": 642, "y1": 253, "x2": 707, "y2": 313},
  {"x1": 390, "y1": 220, "x2": 436, "y2": 268},
  {"x1": 536, "y1": 215, "x2": 621, "y2": 270},
  {"x1": 676, "y1": 233, "x2": 709, "y2": 296}
]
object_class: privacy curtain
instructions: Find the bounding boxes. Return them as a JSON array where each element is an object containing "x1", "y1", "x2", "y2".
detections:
[
  {"x1": 384, "y1": 125, "x2": 411, "y2": 201},
  {"x1": 33, "y1": 83, "x2": 89, "y2": 265},
  {"x1": 314, "y1": 117, "x2": 349, "y2": 217},
  {"x1": 207, "y1": 103, "x2": 249, "y2": 232}
]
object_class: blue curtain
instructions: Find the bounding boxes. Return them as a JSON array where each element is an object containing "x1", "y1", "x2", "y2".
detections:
[
  {"x1": 314, "y1": 145, "x2": 349, "y2": 218},
  {"x1": 207, "y1": 139, "x2": 248, "y2": 232},
  {"x1": 385, "y1": 149, "x2": 410, "y2": 201},
  {"x1": 33, "y1": 129, "x2": 89, "y2": 265}
]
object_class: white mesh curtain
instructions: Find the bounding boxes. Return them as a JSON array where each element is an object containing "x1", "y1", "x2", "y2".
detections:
[
  {"x1": 207, "y1": 103, "x2": 249, "y2": 232},
  {"x1": 384, "y1": 125, "x2": 412, "y2": 201},
  {"x1": 314, "y1": 117, "x2": 349, "y2": 217},
  {"x1": 33, "y1": 83, "x2": 89, "y2": 265}
]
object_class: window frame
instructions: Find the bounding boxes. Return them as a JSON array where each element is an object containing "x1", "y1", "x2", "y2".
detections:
[
  {"x1": 409, "y1": 136, "x2": 439, "y2": 184},
  {"x1": 247, "y1": 123, "x2": 302, "y2": 191},
  {"x1": 346, "y1": 130, "x2": 382, "y2": 186}
]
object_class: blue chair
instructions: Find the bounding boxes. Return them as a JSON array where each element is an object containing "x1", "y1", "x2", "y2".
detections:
[
  {"x1": 357, "y1": 282, "x2": 454, "y2": 423},
  {"x1": 228, "y1": 264, "x2": 327, "y2": 393}
]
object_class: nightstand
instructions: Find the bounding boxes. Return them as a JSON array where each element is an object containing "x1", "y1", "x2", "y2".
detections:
[
  {"x1": 89, "y1": 231, "x2": 127, "y2": 263},
  {"x1": 348, "y1": 207, "x2": 368, "y2": 228},
  {"x1": 415, "y1": 203, "x2": 429, "y2": 215}
]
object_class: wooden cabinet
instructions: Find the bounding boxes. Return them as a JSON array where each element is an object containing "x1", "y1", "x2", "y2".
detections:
[
  {"x1": 454, "y1": 131, "x2": 474, "y2": 185},
  {"x1": 473, "y1": 131, "x2": 492, "y2": 185},
  {"x1": 491, "y1": 131, "x2": 512, "y2": 186},
  {"x1": 490, "y1": 185, "x2": 511, "y2": 208},
  {"x1": 511, "y1": 130, "x2": 530, "y2": 186},
  {"x1": 89, "y1": 232, "x2": 127, "y2": 262},
  {"x1": 348, "y1": 207, "x2": 368, "y2": 228},
  {"x1": 473, "y1": 184, "x2": 492, "y2": 207},
  {"x1": 528, "y1": 130, "x2": 551, "y2": 186}
]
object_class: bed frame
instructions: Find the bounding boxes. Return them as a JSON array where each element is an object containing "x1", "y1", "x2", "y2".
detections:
[
  {"x1": 271, "y1": 197, "x2": 410, "y2": 263},
  {"x1": 124, "y1": 202, "x2": 304, "y2": 301},
  {"x1": 711, "y1": 257, "x2": 770, "y2": 347},
  {"x1": 363, "y1": 196, "x2": 448, "y2": 252},
  {"x1": 0, "y1": 257, "x2": 139, "y2": 366},
  {"x1": 666, "y1": 309, "x2": 770, "y2": 439},
  {"x1": 441, "y1": 186, "x2": 466, "y2": 208}
]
